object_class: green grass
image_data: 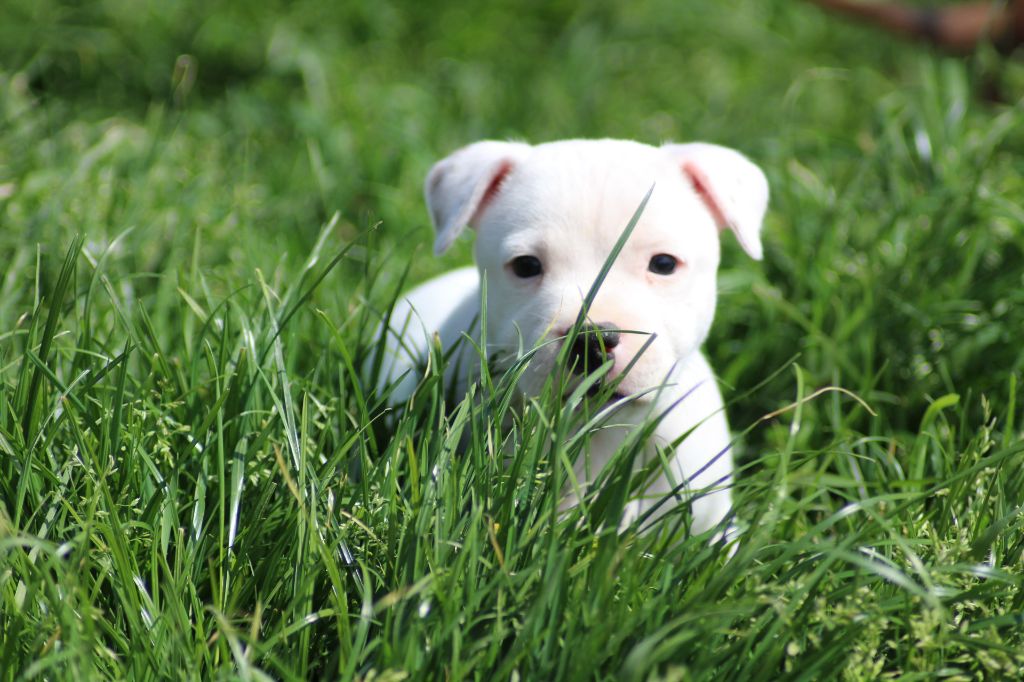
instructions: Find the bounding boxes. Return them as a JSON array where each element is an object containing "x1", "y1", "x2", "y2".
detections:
[{"x1": 3, "y1": 0, "x2": 1024, "y2": 679}]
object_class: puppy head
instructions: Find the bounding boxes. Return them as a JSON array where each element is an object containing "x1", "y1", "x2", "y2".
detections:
[{"x1": 425, "y1": 138, "x2": 768, "y2": 399}]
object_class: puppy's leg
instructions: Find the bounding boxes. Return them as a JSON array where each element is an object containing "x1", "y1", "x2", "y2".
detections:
[
  {"x1": 373, "y1": 266, "x2": 480, "y2": 403},
  {"x1": 645, "y1": 354, "x2": 735, "y2": 537}
]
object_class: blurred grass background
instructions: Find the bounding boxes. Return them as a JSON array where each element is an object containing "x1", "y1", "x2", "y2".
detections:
[
  {"x1": 2, "y1": 0, "x2": 1024, "y2": 679},
  {"x1": 4, "y1": 0, "x2": 1023, "y2": 436}
]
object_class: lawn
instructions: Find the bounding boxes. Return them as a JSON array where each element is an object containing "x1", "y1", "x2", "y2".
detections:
[{"x1": 2, "y1": 0, "x2": 1024, "y2": 679}]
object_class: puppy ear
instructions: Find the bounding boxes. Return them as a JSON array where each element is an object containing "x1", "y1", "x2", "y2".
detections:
[
  {"x1": 662, "y1": 143, "x2": 769, "y2": 260},
  {"x1": 425, "y1": 141, "x2": 531, "y2": 255}
]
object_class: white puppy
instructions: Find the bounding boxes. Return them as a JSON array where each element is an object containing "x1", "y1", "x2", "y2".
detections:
[{"x1": 377, "y1": 138, "x2": 768, "y2": 535}]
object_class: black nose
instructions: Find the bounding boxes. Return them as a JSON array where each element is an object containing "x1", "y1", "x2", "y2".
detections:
[{"x1": 568, "y1": 322, "x2": 620, "y2": 374}]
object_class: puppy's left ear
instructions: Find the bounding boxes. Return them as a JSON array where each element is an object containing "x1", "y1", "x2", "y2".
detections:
[
  {"x1": 662, "y1": 143, "x2": 769, "y2": 260},
  {"x1": 425, "y1": 140, "x2": 532, "y2": 255}
]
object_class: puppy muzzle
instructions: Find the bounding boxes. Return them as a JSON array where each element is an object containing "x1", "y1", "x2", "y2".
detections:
[{"x1": 567, "y1": 321, "x2": 620, "y2": 376}]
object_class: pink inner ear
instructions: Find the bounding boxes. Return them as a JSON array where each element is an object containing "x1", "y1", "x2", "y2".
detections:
[
  {"x1": 475, "y1": 161, "x2": 515, "y2": 221},
  {"x1": 682, "y1": 161, "x2": 729, "y2": 230}
]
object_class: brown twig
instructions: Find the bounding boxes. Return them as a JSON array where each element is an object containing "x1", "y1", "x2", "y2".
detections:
[{"x1": 807, "y1": 0, "x2": 1024, "y2": 54}]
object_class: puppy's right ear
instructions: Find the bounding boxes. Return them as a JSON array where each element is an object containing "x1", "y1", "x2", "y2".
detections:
[
  {"x1": 425, "y1": 141, "x2": 531, "y2": 255},
  {"x1": 662, "y1": 142, "x2": 769, "y2": 260}
]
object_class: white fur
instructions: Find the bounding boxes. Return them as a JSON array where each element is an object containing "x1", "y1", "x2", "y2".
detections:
[{"x1": 378, "y1": 138, "x2": 768, "y2": 535}]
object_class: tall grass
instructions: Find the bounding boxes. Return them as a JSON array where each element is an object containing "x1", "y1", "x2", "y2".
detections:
[{"x1": 2, "y1": 0, "x2": 1024, "y2": 678}]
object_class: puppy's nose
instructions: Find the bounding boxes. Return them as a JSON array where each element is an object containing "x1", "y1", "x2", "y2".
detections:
[{"x1": 568, "y1": 321, "x2": 620, "y2": 374}]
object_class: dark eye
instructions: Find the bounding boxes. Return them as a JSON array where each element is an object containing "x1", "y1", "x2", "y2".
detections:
[
  {"x1": 509, "y1": 255, "x2": 543, "y2": 278},
  {"x1": 648, "y1": 254, "x2": 679, "y2": 275}
]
